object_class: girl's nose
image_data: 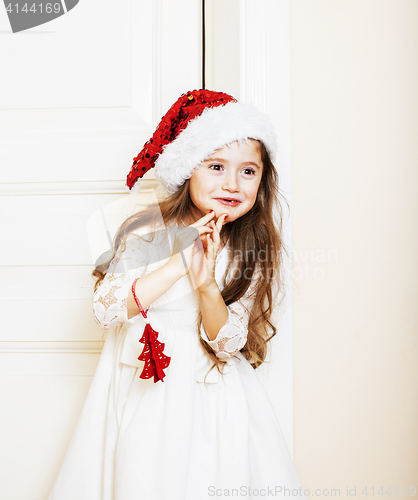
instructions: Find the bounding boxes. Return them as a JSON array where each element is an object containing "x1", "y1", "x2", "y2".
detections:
[{"x1": 222, "y1": 172, "x2": 239, "y2": 192}]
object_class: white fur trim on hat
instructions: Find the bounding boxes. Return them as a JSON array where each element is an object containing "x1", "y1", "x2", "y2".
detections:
[{"x1": 154, "y1": 101, "x2": 277, "y2": 195}]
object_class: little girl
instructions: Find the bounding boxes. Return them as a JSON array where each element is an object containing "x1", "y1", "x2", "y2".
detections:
[{"x1": 48, "y1": 90, "x2": 308, "y2": 500}]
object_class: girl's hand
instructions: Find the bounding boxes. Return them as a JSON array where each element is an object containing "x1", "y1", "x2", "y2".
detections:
[
  {"x1": 169, "y1": 211, "x2": 216, "y2": 278},
  {"x1": 190, "y1": 213, "x2": 228, "y2": 293}
]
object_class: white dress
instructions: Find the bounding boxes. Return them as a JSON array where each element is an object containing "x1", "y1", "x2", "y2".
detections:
[{"x1": 48, "y1": 223, "x2": 308, "y2": 500}]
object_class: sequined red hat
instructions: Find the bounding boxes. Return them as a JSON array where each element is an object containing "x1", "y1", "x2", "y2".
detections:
[{"x1": 126, "y1": 89, "x2": 277, "y2": 195}]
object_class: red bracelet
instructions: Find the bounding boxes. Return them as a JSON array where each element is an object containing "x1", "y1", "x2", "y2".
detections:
[{"x1": 132, "y1": 278, "x2": 149, "y2": 319}]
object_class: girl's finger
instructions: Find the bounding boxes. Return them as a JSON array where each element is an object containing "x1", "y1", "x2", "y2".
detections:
[
  {"x1": 178, "y1": 225, "x2": 213, "y2": 243},
  {"x1": 217, "y1": 213, "x2": 227, "y2": 232},
  {"x1": 190, "y1": 211, "x2": 215, "y2": 228},
  {"x1": 211, "y1": 220, "x2": 220, "y2": 245},
  {"x1": 174, "y1": 226, "x2": 212, "y2": 255},
  {"x1": 207, "y1": 233, "x2": 214, "y2": 256},
  {"x1": 178, "y1": 225, "x2": 213, "y2": 236},
  {"x1": 197, "y1": 225, "x2": 214, "y2": 236}
]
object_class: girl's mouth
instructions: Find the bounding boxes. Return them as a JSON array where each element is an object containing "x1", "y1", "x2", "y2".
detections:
[{"x1": 215, "y1": 198, "x2": 241, "y2": 207}]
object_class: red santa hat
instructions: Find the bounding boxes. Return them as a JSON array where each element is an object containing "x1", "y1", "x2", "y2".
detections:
[{"x1": 126, "y1": 89, "x2": 277, "y2": 195}]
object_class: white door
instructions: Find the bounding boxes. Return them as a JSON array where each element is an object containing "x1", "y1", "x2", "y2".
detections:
[{"x1": 0, "y1": 1, "x2": 291, "y2": 498}]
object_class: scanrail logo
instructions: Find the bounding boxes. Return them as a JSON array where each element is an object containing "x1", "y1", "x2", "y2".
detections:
[{"x1": 3, "y1": 0, "x2": 78, "y2": 33}]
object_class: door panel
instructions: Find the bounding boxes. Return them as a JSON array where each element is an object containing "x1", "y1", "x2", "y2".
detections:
[
  {"x1": 0, "y1": 1, "x2": 292, "y2": 497},
  {"x1": 0, "y1": 1, "x2": 202, "y2": 498}
]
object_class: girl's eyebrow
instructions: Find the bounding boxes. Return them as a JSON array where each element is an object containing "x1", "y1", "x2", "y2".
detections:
[
  {"x1": 206, "y1": 157, "x2": 261, "y2": 170},
  {"x1": 242, "y1": 162, "x2": 261, "y2": 170}
]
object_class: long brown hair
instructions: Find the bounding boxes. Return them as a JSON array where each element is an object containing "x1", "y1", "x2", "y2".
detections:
[{"x1": 92, "y1": 140, "x2": 289, "y2": 376}]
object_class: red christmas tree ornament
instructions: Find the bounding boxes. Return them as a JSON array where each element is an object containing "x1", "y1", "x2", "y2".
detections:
[
  {"x1": 132, "y1": 279, "x2": 171, "y2": 383},
  {"x1": 138, "y1": 323, "x2": 171, "y2": 383}
]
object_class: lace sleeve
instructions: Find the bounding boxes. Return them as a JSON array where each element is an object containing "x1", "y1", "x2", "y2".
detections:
[
  {"x1": 200, "y1": 264, "x2": 261, "y2": 361},
  {"x1": 92, "y1": 231, "x2": 151, "y2": 330}
]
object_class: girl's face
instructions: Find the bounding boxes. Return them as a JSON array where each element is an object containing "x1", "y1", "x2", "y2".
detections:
[{"x1": 188, "y1": 139, "x2": 263, "y2": 224}]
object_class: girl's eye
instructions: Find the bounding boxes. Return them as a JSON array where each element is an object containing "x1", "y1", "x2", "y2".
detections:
[{"x1": 209, "y1": 164, "x2": 256, "y2": 175}]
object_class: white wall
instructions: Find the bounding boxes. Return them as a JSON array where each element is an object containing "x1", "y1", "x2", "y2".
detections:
[{"x1": 289, "y1": 0, "x2": 418, "y2": 494}]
